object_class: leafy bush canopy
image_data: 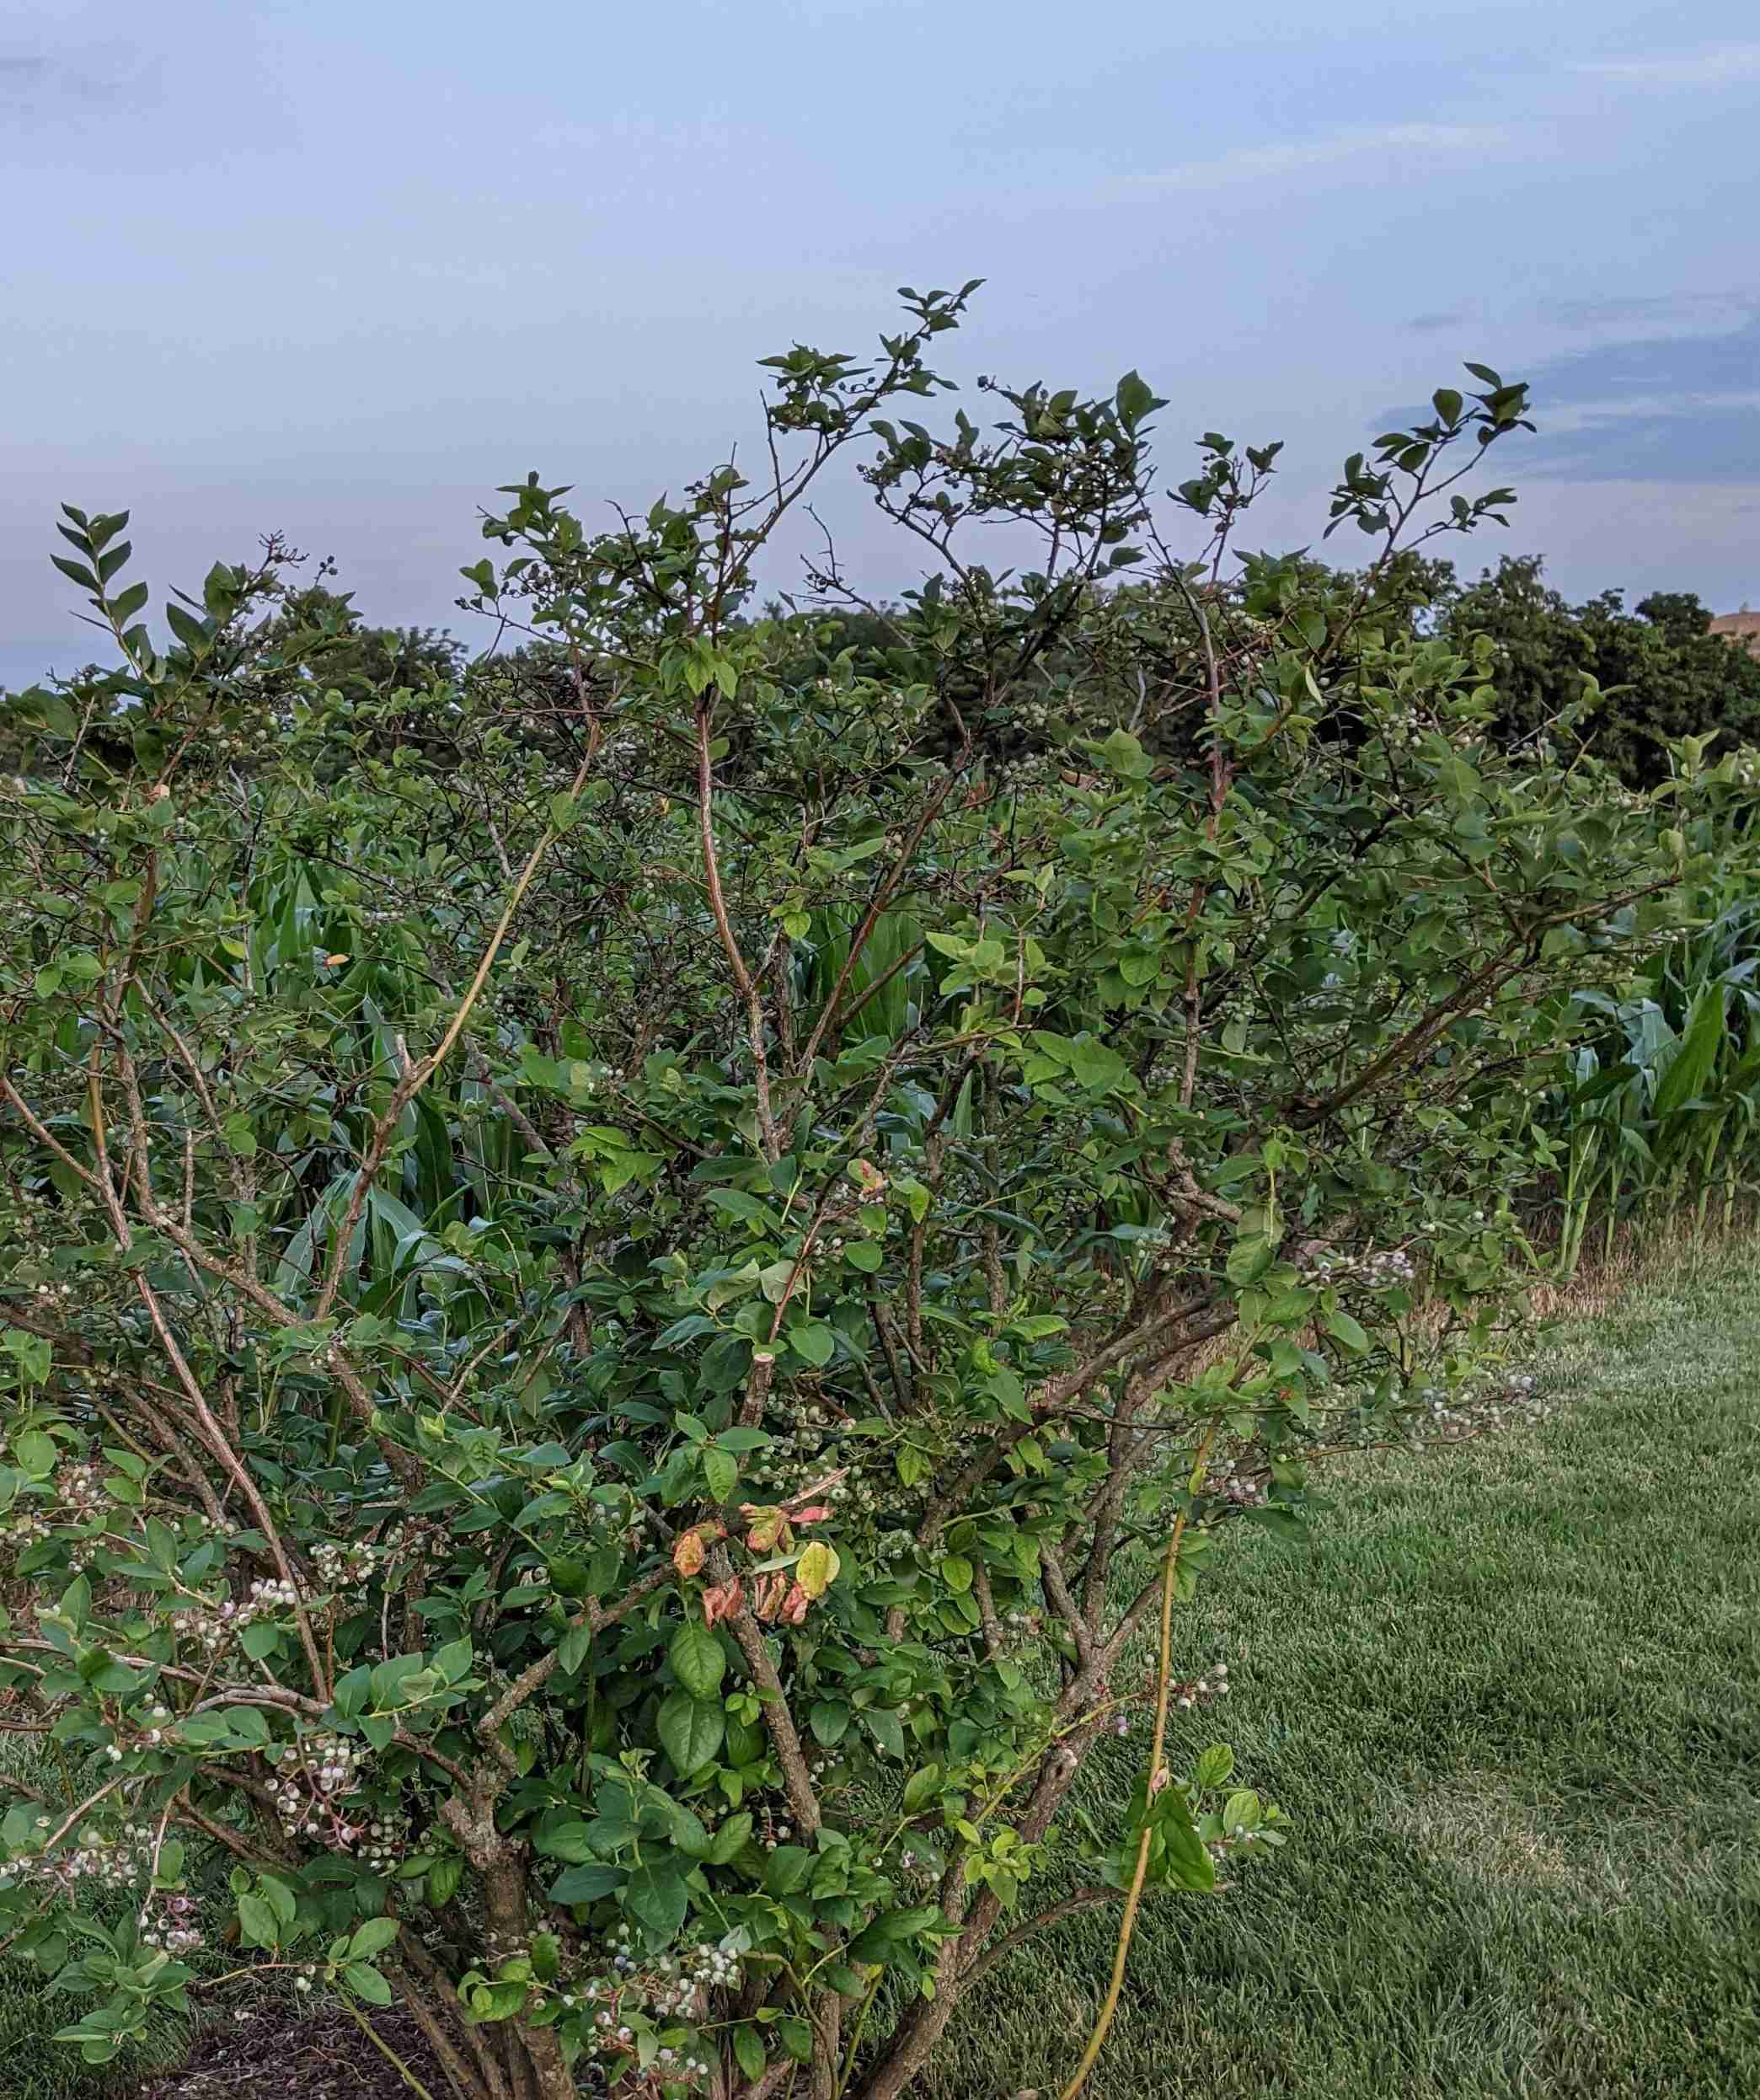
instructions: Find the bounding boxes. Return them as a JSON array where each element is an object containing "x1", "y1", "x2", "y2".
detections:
[{"x1": 2, "y1": 287, "x2": 1757, "y2": 2100}]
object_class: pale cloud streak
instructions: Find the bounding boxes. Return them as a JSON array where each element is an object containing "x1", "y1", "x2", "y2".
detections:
[
  {"x1": 1576, "y1": 44, "x2": 1760, "y2": 88},
  {"x1": 1110, "y1": 121, "x2": 1513, "y2": 200}
]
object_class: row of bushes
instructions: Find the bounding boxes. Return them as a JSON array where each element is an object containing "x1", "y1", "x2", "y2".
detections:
[{"x1": 2, "y1": 294, "x2": 1758, "y2": 2100}]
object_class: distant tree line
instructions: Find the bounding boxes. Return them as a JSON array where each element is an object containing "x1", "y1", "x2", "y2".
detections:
[{"x1": 9, "y1": 544, "x2": 1757, "y2": 794}]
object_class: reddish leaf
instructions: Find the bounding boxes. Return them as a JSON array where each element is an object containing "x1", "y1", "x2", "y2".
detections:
[{"x1": 702, "y1": 1578, "x2": 743, "y2": 1627}]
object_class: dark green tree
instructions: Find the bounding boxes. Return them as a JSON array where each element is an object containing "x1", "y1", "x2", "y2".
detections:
[{"x1": 1437, "y1": 555, "x2": 1760, "y2": 784}]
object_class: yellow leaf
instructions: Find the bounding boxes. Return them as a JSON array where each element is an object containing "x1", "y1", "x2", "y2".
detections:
[{"x1": 795, "y1": 1540, "x2": 840, "y2": 1599}]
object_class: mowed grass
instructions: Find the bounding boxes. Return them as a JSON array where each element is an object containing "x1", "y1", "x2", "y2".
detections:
[{"x1": 926, "y1": 1248, "x2": 1760, "y2": 2100}]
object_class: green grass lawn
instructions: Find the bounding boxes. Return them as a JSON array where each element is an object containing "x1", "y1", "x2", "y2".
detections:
[
  {"x1": 925, "y1": 1247, "x2": 1760, "y2": 2100},
  {"x1": 5, "y1": 1249, "x2": 1757, "y2": 2099}
]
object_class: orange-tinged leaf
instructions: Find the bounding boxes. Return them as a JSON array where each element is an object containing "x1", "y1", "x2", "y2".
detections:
[
  {"x1": 745, "y1": 1508, "x2": 788, "y2": 1553},
  {"x1": 702, "y1": 1578, "x2": 742, "y2": 1627}
]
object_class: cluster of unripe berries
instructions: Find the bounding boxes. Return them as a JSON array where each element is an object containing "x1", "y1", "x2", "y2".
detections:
[
  {"x1": 3, "y1": 1503, "x2": 51, "y2": 1554},
  {"x1": 1203, "y1": 1456, "x2": 1270, "y2": 1508},
  {"x1": 171, "y1": 1573, "x2": 302, "y2": 1657},
  {"x1": 310, "y1": 1540, "x2": 380, "y2": 1588},
  {"x1": 0, "y1": 1818, "x2": 152, "y2": 1896},
  {"x1": 138, "y1": 1890, "x2": 205, "y2": 1954},
  {"x1": 546, "y1": 1923, "x2": 740, "y2": 2084},
  {"x1": 1415, "y1": 1368, "x2": 1543, "y2": 1439},
  {"x1": 52, "y1": 1459, "x2": 107, "y2": 1516},
  {"x1": 104, "y1": 1699, "x2": 175, "y2": 1757},
  {"x1": 1299, "y1": 1243, "x2": 1417, "y2": 1289},
  {"x1": 0, "y1": 1454, "x2": 110, "y2": 1572},
  {"x1": 262, "y1": 1731, "x2": 393, "y2": 1856},
  {"x1": 1170, "y1": 1658, "x2": 1229, "y2": 1712},
  {"x1": 741, "y1": 1403, "x2": 841, "y2": 1494}
]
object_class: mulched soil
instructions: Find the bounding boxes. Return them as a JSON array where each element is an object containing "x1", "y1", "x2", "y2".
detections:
[{"x1": 133, "y1": 2000, "x2": 456, "y2": 2100}]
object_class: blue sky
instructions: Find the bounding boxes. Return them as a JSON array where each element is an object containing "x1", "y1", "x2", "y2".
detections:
[{"x1": 3, "y1": 1, "x2": 1757, "y2": 685}]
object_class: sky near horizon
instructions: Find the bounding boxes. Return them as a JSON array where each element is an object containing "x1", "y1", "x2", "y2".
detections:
[{"x1": 3, "y1": 1, "x2": 1757, "y2": 686}]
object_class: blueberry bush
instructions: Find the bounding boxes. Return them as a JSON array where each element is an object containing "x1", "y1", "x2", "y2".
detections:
[{"x1": 3, "y1": 288, "x2": 1756, "y2": 2100}]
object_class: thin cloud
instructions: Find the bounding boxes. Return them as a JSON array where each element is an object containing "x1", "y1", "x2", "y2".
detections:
[
  {"x1": 1517, "y1": 400, "x2": 1760, "y2": 484},
  {"x1": 1407, "y1": 309, "x2": 1474, "y2": 334},
  {"x1": 1543, "y1": 291, "x2": 1756, "y2": 331},
  {"x1": 1576, "y1": 44, "x2": 1760, "y2": 88},
  {"x1": 1381, "y1": 308, "x2": 1760, "y2": 485},
  {"x1": 1111, "y1": 122, "x2": 1512, "y2": 200}
]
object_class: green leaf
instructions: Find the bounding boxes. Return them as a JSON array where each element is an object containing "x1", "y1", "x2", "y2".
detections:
[
  {"x1": 656, "y1": 1691, "x2": 725, "y2": 1774},
  {"x1": 345, "y1": 1962, "x2": 394, "y2": 2006},
  {"x1": 549, "y1": 1862, "x2": 623, "y2": 1904},
  {"x1": 703, "y1": 1445, "x2": 739, "y2": 1502},
  {"x1": 1067, "y1": 1038, "x2": 1128, "y2": 1093},
  {"x1": 669, "y1": 1621, "x2": 726, "y2": 1701},
  {"x1": 708, "y1": 1812, "x2": 753, "y2": 1864},
  {"x1": 789, "y1": 1322, "x2": 837, "y2": 1367},
  {"x1": 350, "y1": 1918, "x2": 401, "y2": 1960},
  {"x1": 14, "y1": 1431, "x2": 56, "y2": 1478},
  {"x1": 901, "y1": 1764, "x2": 942, "y2": 1814},
  {"x1": 1654, "y1": 983, "x2": 1727, "y2": 1118},
  {"x1": 237, "y1": 1894, "x2": 279, "y2": 1949},
  {"x1": 1226, "y1": 1234, "x2": 1275, "y2": 1288},
  {"x1": 763, "y1": 1845, "x2": 813, "y2": 1894},
  {"x1": 864, "y1": 1708, "x2": 907, "y2": 1760},
  {"x1": 1156, "y1": 1811, "x2": 1216, "y2": 1891},
  {"x1": 535, "y1": 1820, "x2": 596, "y2": 1864},
  {"x1": 51, "y1": 554, "x2": 99, "y2": 593},
  {"x1": 733, "y1": 2025, "x2": 767, "y2": 2082},
  {"x1": 1193, "y1": 1744, "x2": 1235, "y2": 1790},
  {"x1": 1115, "y1": 369, "x2": 1160, "y2": 430},
  {"x1": 849, "y1": 1904, "x2": 944, "y2": 1963},
  {"x1": 466, "y1": 1978, "x2": 530, "y2": 2022},
  {"x1": 1324, "y1": 1309, "x2": 1371, "y2": 1354},
  {"x1": 624, "y1": 1858, "x2": 689, "y2": 1943},
  {"x1": 810, "y1": 1701, "x2": 851, "y2": 1748}
]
